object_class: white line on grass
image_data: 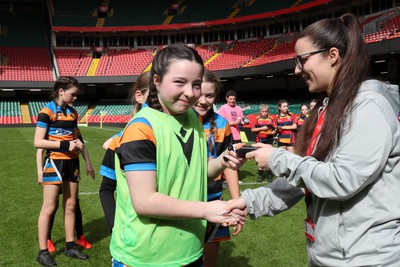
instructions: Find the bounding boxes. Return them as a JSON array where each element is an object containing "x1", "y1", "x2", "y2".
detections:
[{"x1": 79, "y1": 191, "x2": 99, "y2": 195}]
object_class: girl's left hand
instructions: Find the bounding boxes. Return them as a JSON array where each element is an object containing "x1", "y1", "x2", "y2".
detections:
[
  {"x1": 204, "y1": 200, "x2": 243, "y2": 225},
  {"x1": 222, "y1": 143, "x2": 247, "y2": 170},
  {"x1": 86, "y1": 164, "x2": 96, "y2": 179}
]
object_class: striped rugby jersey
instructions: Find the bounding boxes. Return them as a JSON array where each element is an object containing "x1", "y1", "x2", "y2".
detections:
[{"x1": 36, "y1": 101, "x2": 79, "y2": 160}]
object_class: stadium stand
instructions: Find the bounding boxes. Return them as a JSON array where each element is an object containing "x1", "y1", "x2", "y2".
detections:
[
  {"x1": 95, "y1": 48, "x2": 155, "y2": 76},
  {"x1": 103, "y1": 0, "x2": 168, "y2": 26},
  {"x1": 0, "y1": 1, "x2": 399, "y2": 125},
  {"x1": 170, "y1": 1, "x2": 235, "y2": 24},
  {"x1": 206, "y1": 39, "x2": 277, "y2": 70},
  {"x1": 54, "y1": 49, "x2": 92, "y2": 76},
  {"x1": 235, "y1": 0, "x2": 316, "y2": 17},
  {"x1": 87, "y1": 102, "x2": 132, "y2": 123},
  {"x1": 247, "y1": 34, "x2": 297, "y2": 67},
  {"x1": 363, "y1": 8, "x2": 400, "y2": 43},
  {"x1": 51, "y1": 0, "x2": 100, "y2": 27},
  {"x1": 0, "y1": 100, "x2": 22, "y2": 124},
  {"x1": 0, "y1": 10, "x2": 53, "y2": 81}
]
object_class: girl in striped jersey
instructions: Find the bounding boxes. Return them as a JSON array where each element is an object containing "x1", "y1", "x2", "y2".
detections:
[
  {"x1": 193, "y1": 70, "x2": 242, "y2": 267},
  {"x1": 36, "y1": 129, "x2": 94, "y2": 253},
  {"x1": 296, "y1": 103, "x2": 309, "y2": 132},
  {"x1": 34, "y1": 76, "x2": 89, "y2": 266},
  {"x1": 275, "y1": 99, "x2": 297, "y2": 153},
  {"x1": 251, "y1": 104, "x2": 276, "y2": 183}
]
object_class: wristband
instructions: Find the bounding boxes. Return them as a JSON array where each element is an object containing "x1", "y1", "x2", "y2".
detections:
[{"x1": 60, "y1": 140, "x2": 70, "y2": 150}]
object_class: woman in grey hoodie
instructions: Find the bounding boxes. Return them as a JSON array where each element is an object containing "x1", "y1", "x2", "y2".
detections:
[{"x1": 228, "y1": 13, "x2": 400, "y2": 266}]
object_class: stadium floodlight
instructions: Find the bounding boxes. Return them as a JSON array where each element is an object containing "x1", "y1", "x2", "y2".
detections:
[{"x1": 2, "y1": 89, "x2": 14, "y2": 91}]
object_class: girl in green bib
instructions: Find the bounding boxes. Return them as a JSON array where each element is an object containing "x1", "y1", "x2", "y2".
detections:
[{"x1": 110, "y1": 44, "x2": 246, "y2": 267}]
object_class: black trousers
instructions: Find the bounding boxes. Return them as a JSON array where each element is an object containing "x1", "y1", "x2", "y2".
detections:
[{"x1": 99, "y1": 176, "x2": 117, "y2": 234}]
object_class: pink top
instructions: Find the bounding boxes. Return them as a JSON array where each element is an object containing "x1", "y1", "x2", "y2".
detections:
[{"x1": 218, "y1": 103, "x2": 244, "y2": 141}]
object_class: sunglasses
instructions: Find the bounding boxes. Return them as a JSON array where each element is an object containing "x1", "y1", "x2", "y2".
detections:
[{"x1": 294, "y1": 49, "x2": 328, "y2": 70}]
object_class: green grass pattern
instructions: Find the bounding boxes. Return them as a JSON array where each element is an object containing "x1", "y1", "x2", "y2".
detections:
[{"x1": 0, "y1": 126, "x2": 307, "y2": 266}]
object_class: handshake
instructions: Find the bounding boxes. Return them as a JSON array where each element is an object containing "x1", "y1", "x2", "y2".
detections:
[{"x1": 205, "y1": 197, "x2": 248, "y2": 235}]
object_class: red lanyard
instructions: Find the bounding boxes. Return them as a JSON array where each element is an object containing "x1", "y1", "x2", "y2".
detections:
[
  {"x1": 304, "y1": 107, "x2": 327, "y2": 242},
  {"x1": 306, "y1": 108, "x2": 326, "y2": 156},
  {"x1": 305, "y1": 107, "x2": 327, "y2": 206}
]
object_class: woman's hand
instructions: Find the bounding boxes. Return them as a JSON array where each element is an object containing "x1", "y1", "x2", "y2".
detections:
[{"x1": 246, "y1": 143, "x2": 276, "y2": 170}]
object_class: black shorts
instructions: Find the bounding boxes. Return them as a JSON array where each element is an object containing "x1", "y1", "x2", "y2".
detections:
[
  {"x1": 42, "y1": 158, "x2": 80, "y2": 184},
  {"x1": 259, "y1": 138, "x2": 274, "y2": 145},
  {"x1": 278, "y1": 142, "x2": 294, "y2": 147}
]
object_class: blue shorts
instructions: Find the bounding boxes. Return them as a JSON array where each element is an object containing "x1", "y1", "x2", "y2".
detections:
[{"x1": 42, "y1": 158, "x2": 80, "y2": 185}]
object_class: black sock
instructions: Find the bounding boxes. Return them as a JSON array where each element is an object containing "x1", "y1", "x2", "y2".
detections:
[
  {"x1": 66, "y1": 241, "x2": 75, "y2": 250},
  {"x1": 40, "y1": 249, "x2": 49, "y2": 254},
  {"x1": 258, "y1": 170, "x2": 263, "y2": 177}
]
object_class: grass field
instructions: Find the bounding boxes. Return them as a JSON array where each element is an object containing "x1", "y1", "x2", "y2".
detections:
[{"x1": 0, "y1": 126, "x2": 307, "y2": 267}]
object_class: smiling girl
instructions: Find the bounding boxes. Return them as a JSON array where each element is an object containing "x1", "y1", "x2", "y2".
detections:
[
  {"x1": 193, "y1": 70, "x2": 242, "y2": 267},
  {"x1": 110, "y1": 45, "x2": 245, "y2": 267}
]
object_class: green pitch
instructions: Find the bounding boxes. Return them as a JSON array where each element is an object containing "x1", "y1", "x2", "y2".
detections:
[{"x1": 0, "y1": 126, "x2": 307, "y2": 266}]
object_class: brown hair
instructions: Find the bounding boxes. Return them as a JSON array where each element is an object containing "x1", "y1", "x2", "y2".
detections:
[
  {"x1": 129, "y1": 72, "x2": 150, "y2": 115},
  {"x1": 203, "y1": 69, "x2": 221, "y2": 155},
  {"x1": 295, "y1": 14, "x2": 369, "y2": 160},
  {"x1": 147, "y1": 44, "x2": 204, "y2": 113},
  {"x1": 277, "y1": 99, "x2": 290, "y2": 116},
  {"x1": 51, "y1": 76, "x2": 80, "y2": 100}
]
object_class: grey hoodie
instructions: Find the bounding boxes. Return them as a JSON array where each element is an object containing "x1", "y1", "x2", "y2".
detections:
[{"x1": 242, "y1": 80, "x2": 400, "y2": 266}]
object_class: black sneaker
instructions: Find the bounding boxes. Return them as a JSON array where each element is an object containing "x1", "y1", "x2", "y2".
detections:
[
  {"x1": 37, "y1": 250, "x2": 57, "y2": 266},
  {"x1": 65, "y1": 247, "x2": 89, "y2": 260},
  {"x1": 267, "y1": 176, "x2": 273, "y2": 183},
  {"x1": 257, "y1": 176, "x2": 264, "y2": 183}
]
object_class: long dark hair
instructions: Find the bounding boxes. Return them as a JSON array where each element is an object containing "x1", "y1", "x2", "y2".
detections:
[
  {"x1": 129, "y1": 71, "x2": 150, "y2": 115},
  {"x1": 203, "y1": 69, "x2": 221, "y2": 155},
  {"x1": 295, "y1": 13, "x2": 369, "y2": 160},
  {"x1": 147, "y1": 44, "x2": 204, "y2": 113}
]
